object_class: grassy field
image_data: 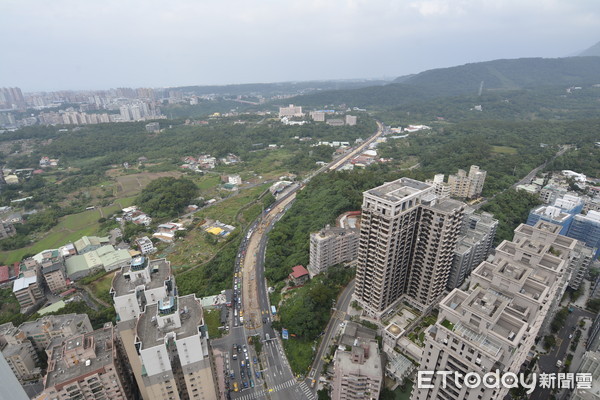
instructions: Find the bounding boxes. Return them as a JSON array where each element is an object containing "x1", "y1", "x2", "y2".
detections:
[
  {"x1": 197, "y1": 184, "x2": 270, "y2": 225},
  {"x1": 204, "y1": 308, "x2": 225, "y2": 339},
  {"x1": 88, "y1": 271, "x2": 117, "y2": 304},
  {"x1": 164, "y1": 184, "x2": 269, "y2": 269},
  {"x1": 196, "y1": 175, "x2": 221, "y2": 191},
  {"x1": 0, "y1": 200, "x2": 132, "y2": 264},
  {"x1": 282, "y1": 338, "x2": 315, "y2": 375},
  {"x1": 114, "y1": 171, "x2": 182, "y2": 197},
  {"x1": 491, "y1": 145, "x2": 518, "y2": 154}
]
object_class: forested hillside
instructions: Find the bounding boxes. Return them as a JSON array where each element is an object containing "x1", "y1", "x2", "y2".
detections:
[{"x1": 282, "y1": 57, "x2": 600, "y2": 110}]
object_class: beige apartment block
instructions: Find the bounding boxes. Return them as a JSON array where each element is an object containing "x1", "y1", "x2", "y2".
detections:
[
  {"x1": 38, "y1": 323, "x2": 134, "y2": 400},
  {"x1": 331, "y1": 339, "x2": 383, "y2": 400},
  {"x1": 411, "y1": 221, "x2": 578, "y2": 400}
]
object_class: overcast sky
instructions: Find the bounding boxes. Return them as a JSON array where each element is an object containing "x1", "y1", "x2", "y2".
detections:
[{"x1": 2, "y1": 0, "x2": 600, "y2": 92}]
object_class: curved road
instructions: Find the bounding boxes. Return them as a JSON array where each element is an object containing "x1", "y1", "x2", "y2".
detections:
[{"x1": 213, "y1": 121, "x2": 384, "y2": 400}]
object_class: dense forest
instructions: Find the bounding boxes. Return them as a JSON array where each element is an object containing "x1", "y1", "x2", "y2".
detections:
[
  {"x1": 378, "y1": 119, "x2": 600, "y2": 194},
  {"x1": 1, "y1": 116, "x2": 375, "y2": 170},
  {"x1": 136, "y1": 177, "x2": 199, "y2": 218},
  {"x1": 285, "y1": 57, "x2": 600, "y2": 109},
  {"x1": 265, "y1": 166, "x2": 413, "y2": 284}
]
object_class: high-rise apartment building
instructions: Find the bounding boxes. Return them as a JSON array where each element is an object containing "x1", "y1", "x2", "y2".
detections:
[
  {"x1": 0, "y1": 87, "x2": 26, "y2": 109},
  {"x1": 135, "y1": 294, "x2": 217, "y2": 400},
  {"x1": 568, "y1": 242, "x2": 595, "y2": 290},
  {"x1": 1, "y1": 341, "x2": 40, "y2": 383},
  {"x1": 447, "y1": 210, "x2": 498, "y2": 290},
  {"x1": 354, "y1": 178, "x2": 465, "y2": 318},
  {"x1": 411, "y1": 221, "x2": 577, "y2": 400},
  {"x1": 39, "y1": 322, "x2": 135, "y2": 400},
  {"x1": 571, "y1": 351, "x2": 600, "y2": 400},
  {"x1": 0, "y1": 351, "x2": 29, "y2": 400},
  {"x1": 309, "y1": 225, "x2": 359, "y2": 276},
  {"x1": 331, "y1": 339, "x2": 383, "y2": 400},
  {"x1": 447, "y1": 165, "x2": 487, "y2": 199},
  {"x1": 111, "y1": 256, "x2": 174, "y2": 400},
  {"x1": 568, "y1": 210, "x2": 600, "y2": 257},
  {"x1": 111, "y1": 256, "x2": 217, "y2": 400}
]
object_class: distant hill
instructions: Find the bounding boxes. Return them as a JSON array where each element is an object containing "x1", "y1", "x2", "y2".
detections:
[
  {"x1": 397, "y1": 57, "x2": 600, "y2": 95},
  {"x1": 171, "y1": 79, "x2": 390, "y2": 97},
  {"x1": 579, "y1": 41, "x2": 600, "y2": 57},
  {"x1": 288, "y1": 57, "x2": 600, "y2": 108}
]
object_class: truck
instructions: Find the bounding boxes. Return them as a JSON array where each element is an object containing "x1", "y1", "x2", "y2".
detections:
[{"x1": 271, "y1": 305, "x2": 276, "y2": 315}]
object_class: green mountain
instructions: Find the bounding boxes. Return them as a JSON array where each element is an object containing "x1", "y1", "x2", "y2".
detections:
[
  {"x1": 288, "y1": 57, "x2": 600, "y2": 108},
  {"x1": 579, "y1": 41, "x2": 600, "y2": 57},
  {"x1": 398, "y1": 57, "x2": 600, "y2": 94}
]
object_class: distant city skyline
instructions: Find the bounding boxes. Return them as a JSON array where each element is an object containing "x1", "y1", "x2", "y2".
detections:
[{"x1": 1, "y1": 0, "x2": 600, "y2": 92}]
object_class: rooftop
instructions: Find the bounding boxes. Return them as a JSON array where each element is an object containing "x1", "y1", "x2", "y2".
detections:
[
  {"x1": 20, "y1": 314, "x2": 90, "y2": 338},
  {"x1": 366, "y1": 178, "x2": 432, "y2": 203},
  {"x1": 45, "y1": 323, "x2": 116, "y2": 389},
  {"x1": 112, "y1": 258, "x2": 172, "y2": 298},
  {"x1": 136, "y1": 294, "x2": 203, "y2": 348},
  {"x1": 335, "y1": 339, "x2": 382, "y2": 377},
  {"x1": 429, "y1": 198, "x2": 465, "y2": 213},
  {"x1": 291, "y1": 265, "x2": 309, "y2": 279},
  {"x1": 0, "y1": 265, "x2": 9, "y2": 282},
  {"x1": 13, "y1": 275, "x2": 37, "y2": 293}
]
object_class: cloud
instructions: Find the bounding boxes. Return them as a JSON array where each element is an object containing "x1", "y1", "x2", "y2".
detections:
[{"x1": 0, "y1": 0, "x2": 599, "y2": 90}]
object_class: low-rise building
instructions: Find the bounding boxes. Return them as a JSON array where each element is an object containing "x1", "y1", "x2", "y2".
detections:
[
  {"x1": 326, "y1": 118, "x2": 345, "y2": 126},
  {"x1": 65, "y1": 245, "x2": 131, "y2": 279},
  {"x1": 42, "y1": 262, "x2": 68, "y2": 294},
  {"x1": 0, "y1": 221, "x2": 16, "y2": 240},
  {"x1": 289, "y1": 265, "x2": 310, "y2": 285},
  {"x1": 73, "y1": 235, "x2": 110, "y2": 255},
  {"x1": 279, "y1": 104, "x2": 304, "y2": 118},
  {"x1": 135, "y1": 236, "x2": 156, "y2": 255},
  {"x1": 13, "y1": 274, "x2": 45, "y2": 310},
  {"x1": 145, "y1": 122, "x2": 160, "y2": 132}
]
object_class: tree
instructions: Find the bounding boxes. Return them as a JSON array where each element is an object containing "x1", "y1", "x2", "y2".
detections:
[{"x1": 136, "y1": 177, "x2": 199, "y2": 218}]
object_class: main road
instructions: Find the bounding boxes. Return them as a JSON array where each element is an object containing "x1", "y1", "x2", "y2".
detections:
[{"x1": 212, "y1": 120, "x2": 384, "y2": 399}]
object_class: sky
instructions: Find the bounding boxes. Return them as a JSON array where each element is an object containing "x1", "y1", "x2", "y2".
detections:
[{"x1": 1, "y1": 0, "x2": 600, "y2": 92}]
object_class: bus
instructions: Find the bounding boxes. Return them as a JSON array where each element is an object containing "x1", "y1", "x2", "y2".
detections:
[{"x1": 271, "y1": 305, "x2": 276, "y2": 315}]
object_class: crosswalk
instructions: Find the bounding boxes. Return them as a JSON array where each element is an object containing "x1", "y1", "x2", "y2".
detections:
[
  {"x1": 235, "y1": 379, "x2": 315, "y2": 400},
  {"x1": 298, "y1": 381, "x2": 316, "y2": 400}
]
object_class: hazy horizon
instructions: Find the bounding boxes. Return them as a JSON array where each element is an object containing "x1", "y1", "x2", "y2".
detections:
[{"x1": 2, "y1": 0, "x2": 600, "y2": 92}]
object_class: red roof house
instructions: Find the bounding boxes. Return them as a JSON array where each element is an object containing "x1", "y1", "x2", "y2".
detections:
[
  {"x1": 0, "y1": 265, "x2": 9, "y2": 284},
  {"x1": 289, "y1": 265, "x2": 310, "y2": 285}
]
